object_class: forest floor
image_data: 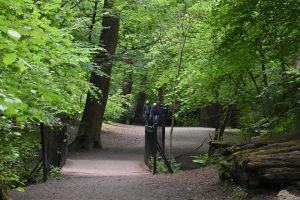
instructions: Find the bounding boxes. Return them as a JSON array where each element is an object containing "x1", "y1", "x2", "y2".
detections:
[{"x1": 11, "y1": 123, "x2": 279, "y2": 200}]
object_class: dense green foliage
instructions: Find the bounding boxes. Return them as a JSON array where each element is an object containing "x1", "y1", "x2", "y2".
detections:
[
  {"x1": 0, "y1": 0, "x2": 299, "y2": 192},
  {"x1": 109, "y1": 0, "x2": 299, "y2": 135},
  {"x1": 206, "y1": 0, "x2": 300, "y2": 135},
  {"x1": 0, "y1": 0, "x2": 92, "y2": 190}
]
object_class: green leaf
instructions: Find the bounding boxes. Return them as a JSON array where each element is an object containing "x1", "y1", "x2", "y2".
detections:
[
  {"x1": 3, "y1": 53, "x2": 17, "y2": 65},
  {"x1": 192, "y1": 159, "x2": 206, "y2": 164},
  {"x1": 17, "y1": 59, "x2": 27, "y2": 72},
  {"x1": 16, "y1": 115, "x2": 28, "y2": 123},
  {"x1": 0, "y1": 104, "x2": 8, "y2": 111},
  {"x1": 7, "y1": 29, "x2": 21, "y2": 40},
  {"x1": 3, "y1": 108, "x2": 18, "y2": 117},
  {"x1": 16, "y1": 187, "x2": 25, "y2": 192},
  {"x1": 13, "y1": 132, "x2": 21, "y2": 136}
]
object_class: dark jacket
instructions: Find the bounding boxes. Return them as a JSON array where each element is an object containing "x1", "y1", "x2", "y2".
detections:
[{"x1": 150, "y1": 105, "x2": 159, "y2": 116}]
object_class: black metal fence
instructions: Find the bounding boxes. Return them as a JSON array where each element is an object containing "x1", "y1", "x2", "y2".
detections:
[
  {"x1": 144, "y1": 107, "x2": 173, "y2": 174},
  {"x1": 157, "y1": 125, "x2": 165, "y2": 154},
  {"x1": 144, "y1": 125, "x2": 157, "y2": 169},
  {"x1": 28, "y1": 123, "x2": 68, "y2": 182},
  {"x1": 40, "y1": 123, "x2": 68, "y2": 181},
  {"x1": 0, "y1": 190, "x2": 4, "y2": 200}
]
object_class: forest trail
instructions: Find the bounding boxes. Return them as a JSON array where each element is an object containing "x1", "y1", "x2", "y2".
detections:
[
  {"x1": 11, "y1": 124, "x2": 275, "y2": 200},
  {"x1": 62, "y1": 123, "x2": 214, "y2": 176},
  {"x1": 62, "y1": 124, "x2": 149, "y2": 176}
]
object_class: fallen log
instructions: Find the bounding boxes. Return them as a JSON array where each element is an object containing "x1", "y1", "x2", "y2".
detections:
[
  {"x1": 218, "y1": 134, "x2": 300, "y2": 187},
  {"x1": 277, "y1": 190, "x2": 300, "y2": 200}
]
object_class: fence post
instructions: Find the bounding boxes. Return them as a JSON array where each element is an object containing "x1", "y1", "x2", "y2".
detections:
[
  {"x1": 0, "y1": 189, "x2": 3, "y2": 200},
  {"x1": 153, "y1": 124, "x2": 157, "y2": 174},
  {"x1": 60, "y1": 126, "x2": 68, "y2": 167},
  {"x1": 144, "y1": 126, "x2": 148, "y2": 165},
  {"x1": 40, "y1": 123, "x2": 48, "y2": 182},
  {"x1": 161, "y1": 108, "x2": 166, "y2": 154}
]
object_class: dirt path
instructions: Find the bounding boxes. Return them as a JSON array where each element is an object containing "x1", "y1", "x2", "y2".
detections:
[
  {"x1": 11, "y1": 124, "x2": 276, "y2": 200},
  {"x1": 62, "y1": 124, "x2": 213, "y2": 176},
  {"x1": 62, "y1": 124, "x2": 148, "y2": 176}
]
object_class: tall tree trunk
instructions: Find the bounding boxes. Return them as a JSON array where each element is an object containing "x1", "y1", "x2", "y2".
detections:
[
  {"x1": 120, "y1": 72, "x2": 133, "y2": 124},
  {"x1": 74, "y1": 0, "x2": 120, "y2": 150},
  {"x1": 259, "y1": 50, "x2": 268, "y2": 87},
  {"x1": 133, "y1": 76, "x2": 147, "y2": 124},
  {"x1": 214, "y1": 106, "x2": 232, "y2": 141},
  {"x1": 157, "y1": 87, "x2": 164, "y2": 105},
  {"x1": 133, "y1": 91, "x2": 146, "y2": 123}
]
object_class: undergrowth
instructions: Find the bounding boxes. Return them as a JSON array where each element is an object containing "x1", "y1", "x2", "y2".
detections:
[{"x1": 149, "y1": 156, "x2": 181, "y2": 173}]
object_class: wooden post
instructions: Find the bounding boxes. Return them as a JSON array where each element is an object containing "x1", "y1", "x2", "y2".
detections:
[{"x1": 40, "y1": 123, "x2": 48, "y2": 182}]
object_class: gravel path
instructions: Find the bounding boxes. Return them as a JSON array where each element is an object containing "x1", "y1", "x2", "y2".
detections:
[
  {"x1": 62, "y1": 124, "x2": 213, "y2": 176},
  {"x1": 62, "y1": 124, "x2": 148, "y2": 176},
  {"x1": 11, "y1": 166, "x2": 232, "y2": 200},
  {"x1": 11, "y1": 124, "x2": 277, "y2": 200}
]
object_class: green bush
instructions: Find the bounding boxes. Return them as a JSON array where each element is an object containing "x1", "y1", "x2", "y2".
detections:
[
  {"x1": 104, "y1": 91, "x2": 133, "y2": 121},
  {"x1": 0, "y1": 124, "x2": 40, "y2": 192},
  {"x1": 0, "y1": 0, "x2": 91, "y2": 192},
  {"x1": 192, "y1": 153, "x2": 231, "y2": 180},
  {"x1": 192, "y1": 153, "x2": 218, "y2": 166},
  {"x1": 49, "y1": 166, "x2": 62, "y2": 180},
  {"x1": 149, "y1": 156, "x2": 181, "y2": 173}
]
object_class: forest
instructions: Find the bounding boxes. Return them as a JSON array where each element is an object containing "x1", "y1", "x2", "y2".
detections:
[{"x1": 0, "y1": 0, "x2": 299, "y2": 199}]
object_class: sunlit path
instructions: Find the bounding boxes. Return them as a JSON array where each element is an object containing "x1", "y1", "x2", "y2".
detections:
[{"x1": 62, "y1": 124, "x2": 148, "y2": 176}]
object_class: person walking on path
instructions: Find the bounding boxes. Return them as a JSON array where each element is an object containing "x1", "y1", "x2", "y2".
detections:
[
  {"x1": 150, "y1": 103, "x2": 159, "y2": 125},
  {"x1": 143, "y1": 100, "x2": 150, "y2": 125}
]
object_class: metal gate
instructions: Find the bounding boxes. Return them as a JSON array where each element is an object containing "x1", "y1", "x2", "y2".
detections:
[
  {"x1": 144, "y1": 107, "x2": 172, "y2": 174},
  {"x1": 28, "y1": 123, "x2": 68, "y2": 182},
  {"x1": 40, "y1": 123, "x2": 68, "y2": 181}
]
